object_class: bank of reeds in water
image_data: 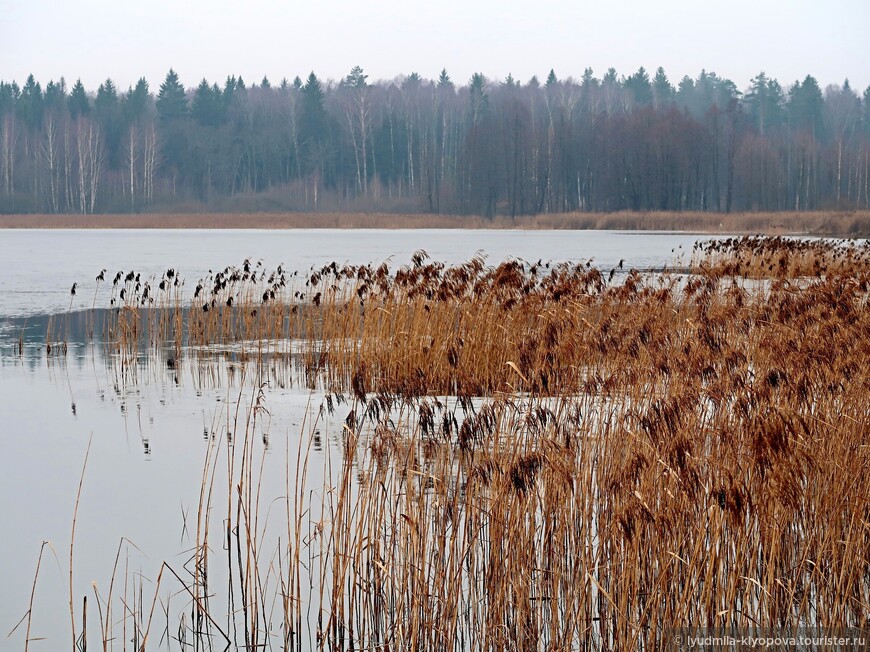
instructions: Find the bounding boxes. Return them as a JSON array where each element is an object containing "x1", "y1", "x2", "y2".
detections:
[
  {"x1": 691, "y1": 235, "x2": 870, "y2": 279},
  {"x1": 39, "y1": 238, "x2": 869, "y2": 649}
]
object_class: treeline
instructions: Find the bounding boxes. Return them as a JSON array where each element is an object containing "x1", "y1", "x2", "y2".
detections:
[{"x1": 1, "y1": 66, "x2": 869, "y2": 216}]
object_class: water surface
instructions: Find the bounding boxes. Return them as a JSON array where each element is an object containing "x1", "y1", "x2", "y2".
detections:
[
  {"x1": 0, "y1": 229, "x2": 701, "y2": 317},
  {"x1": 0, "y1": 228, "x2": 705, "y2": 648}
]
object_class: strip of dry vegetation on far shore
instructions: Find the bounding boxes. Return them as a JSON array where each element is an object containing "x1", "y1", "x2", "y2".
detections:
[{"x1": 1, "y1": 209, "x2": 869, "y2": 235}]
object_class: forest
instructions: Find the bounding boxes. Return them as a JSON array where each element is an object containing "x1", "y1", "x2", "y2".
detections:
[{"x1": 1, "y1": 66, "x2": 869, "y2": 216}]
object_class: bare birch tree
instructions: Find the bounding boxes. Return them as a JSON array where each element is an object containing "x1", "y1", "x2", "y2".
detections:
[
  {"x1": 0, "y1": 113, "x2": 16, "y2": 197},
  {"x1": 74, "y1": 118, "x2": 104, "y2": 213},
  {"x1": 41, "y1": 113, "x2": 62, "y2": 212}
]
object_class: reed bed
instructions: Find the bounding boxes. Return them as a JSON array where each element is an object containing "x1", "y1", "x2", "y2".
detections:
[
  {"x1": 4, "y1": 209, "x2": 870, "y2": 235},
  {"x1": 692, "y1": 235, "x2": 870, "y2": 279},
  {"x1": 31, "y1": 237, "x2": 870, "y2": 650}
]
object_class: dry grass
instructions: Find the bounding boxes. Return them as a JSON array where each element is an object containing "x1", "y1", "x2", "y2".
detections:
[
  {"x1": 692, "y1": 235, "x2": 870, "y2": 279},
  {"x1": 2, "y1": 210, "x2": 870, "y2": 235},
  {"x1": 30, "y1": 237, "x2": 870, "y2": 650}
]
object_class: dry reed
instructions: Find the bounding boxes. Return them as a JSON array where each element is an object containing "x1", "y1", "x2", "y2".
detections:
[
  {"x1": 29, "y1": 236, "x2": 870, "y2": 650},
  {"x1": 3, "y1": 210, "x2": 870, "y2": 235}
]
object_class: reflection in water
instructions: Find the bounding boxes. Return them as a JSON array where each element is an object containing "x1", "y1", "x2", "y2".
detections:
[
  {"x1": 2, "y1": 306, "x2": 338, "y2": 394},
  {"x1": 0, "y1": 231, "x2": 711, "y2": 648},
  {"x1": 2, "y1": 241, "x2": 868, "y2": 649},
  {"x1": 1, "y1": 321, "x2": 358, "y2": 649}
]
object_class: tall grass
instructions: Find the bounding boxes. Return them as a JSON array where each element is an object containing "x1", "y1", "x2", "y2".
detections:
[
  {"x1": 28, "y1": 237, "x2": 870, "y2": 650},
  {"x1": 4, "y1": 210, "x2": 870, "y2": 235},
  {"x1": 691, "y1": 235, "x2": 870, "y2": 278}
]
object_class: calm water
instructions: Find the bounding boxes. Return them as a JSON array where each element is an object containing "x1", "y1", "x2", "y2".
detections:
[
  {"x1": 0, "y1": 229, "x2": 702, "y2": 317},
  {"x1": 0, "y1": 229, "x2": 706, "y2": 648}
]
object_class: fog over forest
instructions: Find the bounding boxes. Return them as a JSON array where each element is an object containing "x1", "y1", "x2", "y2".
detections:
[{"x1": 1, "y1": 66, "x2": 869, "y2": 216}]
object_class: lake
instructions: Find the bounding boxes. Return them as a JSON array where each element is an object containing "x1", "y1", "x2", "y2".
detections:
[{"x1": 0, "y1": 228, "x2": 707, "y2": 649}]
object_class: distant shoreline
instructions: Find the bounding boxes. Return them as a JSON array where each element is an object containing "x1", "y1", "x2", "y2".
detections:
[{"x1": 1, "y1": 211, "x2": 868, "y2": 236}]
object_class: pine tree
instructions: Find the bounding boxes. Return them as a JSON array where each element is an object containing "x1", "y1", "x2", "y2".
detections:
[
  {"x1": 745, "y1": 72, "x2": 784, "y2": 135},
  {"x1": 712, "y1": 77, "x2": 740, "y2": 108},
  {"x1": 345, "y1": 66, "x2": 368, "y2": 88},
  {"x1": 579, "y1": 68, "x2": 598, "y2": 111},
  {"x1": 580, "y1": 68, "x2": 596, "y2": 88}
]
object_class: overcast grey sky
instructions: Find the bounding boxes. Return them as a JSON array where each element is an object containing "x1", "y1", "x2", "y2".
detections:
[{"x1": 3, "y1": 0, "x2": 868, "y2": 93}]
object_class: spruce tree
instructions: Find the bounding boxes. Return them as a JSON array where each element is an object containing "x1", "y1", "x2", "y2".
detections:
[
  {"x1": 0, "y1": 82, "x2": 15, "y2": 118},
  {"x1": 124, "y1": 78, "x2": 150, "y2": 122},
  {"x1": 437, "y1": 69, "x2": 454, "y2": 91},
  {"x1": 546, "y1": 69, "x2": 558, "y2": 87},
  {"x1": 192, "y1": 79, "x2": 222, "y2": 126},
  {"x1": 18, "y1": 74, "x2": 44, "y2": 130},
  {"x1": 95, "y1": 78, "x2": 122, "y2": 165},
  {"x1": 788, "y1": 75, "x2": 824, "y2": 138},
  {"x1": 469, "y1": 73, "x2": 487, "y2": 125},
  {"x1": 44, "y1": 79, "x2": 67, "y2": 113},
  {"x1": 625, "y1": 67, "x2": 652, "y2": 105},
  {"x1": 301, "y1": 72, "x2": 327, "y2": 145},
  {"x1": 156, "y1": 69, "x2": 187, "y2": 122},
  {"x1": 67, "y1": 79, "x2": 90, "y2": 118},
  {"x1": 652, "y1": 67, "x2": 674, "y2": 107}
]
